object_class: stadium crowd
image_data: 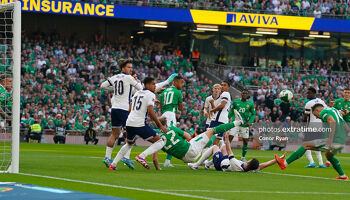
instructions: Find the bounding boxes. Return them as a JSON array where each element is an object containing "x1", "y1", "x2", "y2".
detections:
[
  {"x1": 18, "y1": 33, "x2": 208, "y2": 136},
  {"x1": 227, "y1": 62, "x2": 350, "y2": 122},
  {"x1": 77, "y1": 0, "x2": 350, "y2": 19},
  {"x1": 3, "y1": 32, "x2": 348, "y2": 138}
]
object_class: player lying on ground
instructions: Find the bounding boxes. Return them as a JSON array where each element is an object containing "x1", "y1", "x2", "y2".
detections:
[
  {"x1": 100, "y1": 58, "x2": 178, "y2": 168},
  {"x1": 275, "y1": 104, "x2": 349, "y2": 180},
  {"x1": 188, "y1": 132, "x2": 286, "y2": 172},
  {"x1": 151, "y1": 110, "x2": 244, "y2": 170},
  {"x1": 108, "y1": 77, "x2": 168, "y2": 171}
]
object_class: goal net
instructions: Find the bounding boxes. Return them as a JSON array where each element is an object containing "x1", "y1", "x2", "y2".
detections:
[{"x1": 0, "y1": 1, "x2": 20, "y2": 173}]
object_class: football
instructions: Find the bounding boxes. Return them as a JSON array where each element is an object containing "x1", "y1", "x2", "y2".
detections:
[{"x1": 279, "y1": 90, "x2": 293, "y2": 103}]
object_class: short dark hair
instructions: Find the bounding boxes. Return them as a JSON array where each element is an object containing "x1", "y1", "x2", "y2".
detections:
[
  {"x1": 242, "y1": 88, "x2": 249, "y2": 93},
  {"x1": 222, "y1": 80, "x2": 230, "y2": 87},
  {"x1": 308, "y1": 87, "x2": 316, "y2": 94},
  {"x1": 174, "y1": 75, "x2": 184, "y2": 81},
  {"x1": 143, "y1": 77, "x2": 154, "y2": 85},
  {"x1": 0, "y1": 73, "x2": 11, "y2": 81},
  {"x1": 246, "y1": 158, "x2": 259, "y2": 171},
  {"x1": 312, "y1": 103, "x2": 324, "y2": 112},
  {"x1": 344, "y1": 87, "x2": 350, "y2": 91},
  {"x1": 118, "y1": 58, "x2": 133, "y2": 69}
]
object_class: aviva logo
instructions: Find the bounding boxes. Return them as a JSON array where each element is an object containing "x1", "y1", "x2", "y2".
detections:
[
  {"x1": 0, "y1": 187, "x2": 13, "y2": 192},
  {"x1": 226, "y1": 13, "x2": 278, "y2": 25}
]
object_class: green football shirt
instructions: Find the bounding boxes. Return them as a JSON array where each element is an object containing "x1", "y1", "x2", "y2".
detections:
[
  {"x1": 159, "y1": 126, "x2": 190, "y2": 159},
  {"x1": 229, "y1": 98, "x2": 256, "y2": 127},
  {"x1": 160, "y1": 86, "x2": 183, "y2": 113},
  {"x1": 0, "y1": 84, "x2": 12, "y2": 112},
  {"x1": 320, "y1": 107, "x2": 346, "y2": 144},
  {"x1": 333, "y1": 98, "x2": 350, "y2": 122}
]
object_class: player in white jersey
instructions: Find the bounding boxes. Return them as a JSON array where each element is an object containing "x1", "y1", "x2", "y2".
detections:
[
  {"x1": 209, "y1": 81, "x2": 231, "y2": 142},
  {"x1": 108, "y1": 77, "x2": 168, "y2": 170},
  {"x1": 303, "y1": 87, "x2": 328, "y2": 168},
  {"x1": 101, "y1": 60, "x2": 177, "y2": 168},
  {"x1": 203, "y1": 84, "x2": 222, "y2": 130},
  {"x1": 100, "y1": 59, "x2": 142, "y2": 168},
  {"x1": 189, "y1": 132, "x2": 286, "y2": 172}
]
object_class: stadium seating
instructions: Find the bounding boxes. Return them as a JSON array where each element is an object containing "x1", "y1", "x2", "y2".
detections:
[
  {"x1": 19, "y1": 33, "x2": 207, "y2": 136},
  {"x1": 17, "y1": 31, "x2": 350, "y2": 140}
]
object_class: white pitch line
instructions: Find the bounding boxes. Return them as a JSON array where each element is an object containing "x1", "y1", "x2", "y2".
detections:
[
  {"x1": 89, "y1": 157, "x2": 345, "y2": 181},
  {"x1": 18, "y1": 173, "x2": 221, "y2": 200},
  {"x1": 161, "y1": 189, "x2": 350, "y2": 195},
  {"x1": 260, "y1": 171, "x2": 337, "y2": 181}
]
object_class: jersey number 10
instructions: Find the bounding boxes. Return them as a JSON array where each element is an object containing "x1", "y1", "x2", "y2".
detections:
[
  {"x1": 163, "y1": 91, "x2": 174, "y2": 105},
  {"x1": 114, "y1": 80, "x2": 124, "y2": 95}
]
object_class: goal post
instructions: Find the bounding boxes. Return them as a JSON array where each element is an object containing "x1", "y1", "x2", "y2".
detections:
[{"x1": 0, "y1": 1, "x2": 21, "y2": 173}]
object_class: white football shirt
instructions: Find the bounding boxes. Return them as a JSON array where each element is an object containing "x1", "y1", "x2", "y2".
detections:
[
  {"x1": 304, "y1": 98, "x2": 327, "y2": 122},
  {"x1": 204, "y1": 95, "x2": 213, "y2": 125},
  {"x1": 211, "y1": 91, "x2": 231, "y2": 124},
  {"x1": 107, "y1": 73, "x2": 143, "y2": 110},
  {"x1": 221, "y1": 157, "x2": 244, "y2": 172},
  {"x1": 126, "y1": 89, "x2": 156, "y2": 127}
]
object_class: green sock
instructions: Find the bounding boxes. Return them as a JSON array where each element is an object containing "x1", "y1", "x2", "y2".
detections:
[
  {"x1": 212, "y1": 122, "x2": 235, "y2": 134},
  {"x1": 166, "y1": 154, "x2": 172, "y2": 161},
  {"x1": 329, "y1": 156, "x2": 345, "y2": 176},
  {"x1": 286, "y1": 146, "x2": 306, "y2": 165},
  {"x1": 242, "y1": 143, "x2": 248, "y2": 158},
  {"x1": 205, "y1": 135, "x2": 217, "y2": 147}
]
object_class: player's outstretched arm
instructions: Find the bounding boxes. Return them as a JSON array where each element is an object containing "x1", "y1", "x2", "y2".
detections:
[
  {"x1": 152, "y1": 152, "x2": 162, "y2": 170},
  {"x1": 211, "y1": 100, "x2": 227, "y2": 113},
  {"x1": 259, "y1": 152, "x2": 287, "y2": 170}
]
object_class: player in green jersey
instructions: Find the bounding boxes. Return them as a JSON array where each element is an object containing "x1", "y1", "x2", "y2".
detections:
[
  {"x1": 330, "y1": 88, "x2": 350, "y2": 123},
  {"x1": 275, "y1": 104, "x2": 348, "y2": 180},
  {"x1": 228, "y1": 89, "x2": 256, "y2": 162},
  {"x1": 159, "y1": 75, "x2": 184, "y2": 167},
  {"x1": 152, "y1": 110, "x2": 244, "y2": 170},
  {"x1": 0, "y1": 74, "x2": 12, "y2": 120}
]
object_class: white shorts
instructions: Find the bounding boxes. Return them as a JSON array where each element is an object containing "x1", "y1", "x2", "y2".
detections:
[
  {"x1": 229, "y1": 126, "x2": 249, "y2": 139},
  {"x1": 162, "y1": 111, "x2": 176, "y2": 127},
  {"x1": 182, "y1": 133, "x2": 210, "y2": 163}
]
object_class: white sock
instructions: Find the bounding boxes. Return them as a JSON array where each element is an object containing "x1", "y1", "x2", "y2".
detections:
[
  {"x1": 305, "y1": 150, "x2": 314, "y2": 164},
  {"x1": 124, "y1": 147, "x2": 132, "y2": 159},
  {"x1": 194, "y1": 146, "x2": 214, "y2": 167},
  {"x1": 105, "y1": 146, "x2": 114, "y2": 159},
  {"x1": 111, "y1": 143, "x2": 133, "y2": 166},
  {"x1": 164, "y1": 159, "x2": 171, "y2": 165},
  {"x1": 139, "y1": 139, "x2": 165, "y2": 159},
  {"x1": 315, "y1": 151, "x2": 323, "y2": 165},
  {"x1": 206, "y1": 159, "x2": 213, "y2": 166},
  {"x1": 284, "y1": 160, "x2": 288, "y2": 167}
]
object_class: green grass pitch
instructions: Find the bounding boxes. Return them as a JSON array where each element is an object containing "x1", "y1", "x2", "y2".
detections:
[{"x1": 2, "y1": 143, "x2": 350, "y2": 200}]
